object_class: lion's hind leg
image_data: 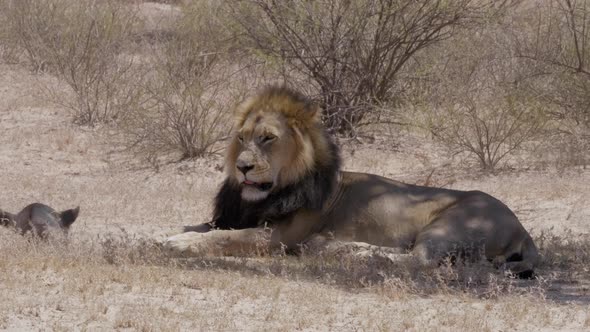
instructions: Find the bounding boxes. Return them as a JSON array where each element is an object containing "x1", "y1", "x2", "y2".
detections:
[
  {"x1": 411, "y1": 193, "x2": 539, "y2": 279},
  {"x1": 497, "y1": 256, "x2": 536, "y2": 279},
  {"x1": 493, "y1": 236, "x2": 539, "y2": 279}
]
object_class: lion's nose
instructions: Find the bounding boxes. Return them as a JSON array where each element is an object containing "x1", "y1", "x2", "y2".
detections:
[{"x1": 236, "y1": 161, "x2": 254, "y2": 175}]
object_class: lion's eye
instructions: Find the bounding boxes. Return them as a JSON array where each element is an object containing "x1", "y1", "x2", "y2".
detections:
[
  {"x1": 237, "y1": 135, "x2": 244, "y2": 142},
  {"x1": 261, "y1": 135, "x2": 276, "y2": 143}
]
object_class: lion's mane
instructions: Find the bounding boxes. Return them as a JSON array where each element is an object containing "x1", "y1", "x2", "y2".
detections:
[{"x1": 210, "y1": 87, "x2": 341, "y2": 230}]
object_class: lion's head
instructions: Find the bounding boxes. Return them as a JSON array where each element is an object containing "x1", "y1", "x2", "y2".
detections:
[
  {"x1": 211, "y1": 86, "x2": 341, "y2": 230},
  {"x1": 226, "y1": 86, "x2": 333, "y2": 201}
]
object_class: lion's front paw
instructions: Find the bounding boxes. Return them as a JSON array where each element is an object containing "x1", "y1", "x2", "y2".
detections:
[{"x1": 164, "y1": 232, "x2": 204, "y2": 255}]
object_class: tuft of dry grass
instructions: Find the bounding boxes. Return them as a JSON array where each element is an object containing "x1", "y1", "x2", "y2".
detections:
[{"x1": 535, "y1": 231, "x2": 590, "y2": 283}]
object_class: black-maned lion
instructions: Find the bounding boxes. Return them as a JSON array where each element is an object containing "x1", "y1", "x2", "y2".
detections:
[{"x1": 165, "y1": 86, "x2": 539, "y2": 278}]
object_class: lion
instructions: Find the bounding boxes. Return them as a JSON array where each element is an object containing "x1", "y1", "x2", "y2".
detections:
[
  {"x1": 165, "y1": 86, "x2": 539, "y2": 278},
  {"x1": 1, "y1": 203, "x2": 79, "y2": 238}
]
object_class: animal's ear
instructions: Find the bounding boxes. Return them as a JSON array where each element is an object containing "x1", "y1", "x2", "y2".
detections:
[
  {"x1": 0, "y1": 209, "x2": 15, "y2": 227},
  {"x1": 60, "y1": 206, "x2": 80, "y2": 228},
  {"x1": 308, "y1": 104, "x2": 321, "y2": 122},
  {"x1": 233, "y1": 95, "x2": 256, "y2": 127},
  {"x1": 292, "y1": 103, "x2": 322, "y2": 128}
]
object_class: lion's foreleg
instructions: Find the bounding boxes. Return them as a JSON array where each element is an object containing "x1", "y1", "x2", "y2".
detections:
[{"x1": 164, "y1": 228, "x2": 271, "y2": 257}]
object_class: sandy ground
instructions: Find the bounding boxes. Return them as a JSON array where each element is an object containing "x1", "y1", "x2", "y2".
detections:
[{"x1": 1, "y1": 61, "x2": 590, "y2": 331}]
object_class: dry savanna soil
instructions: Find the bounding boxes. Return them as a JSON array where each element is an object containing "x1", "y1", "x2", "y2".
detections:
[{"x1": 1, "y1": 62, "x2": 590, "y2": 330}]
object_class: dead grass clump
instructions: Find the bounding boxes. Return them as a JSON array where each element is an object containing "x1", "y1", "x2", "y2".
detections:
[
  {"x1": 0, "y1": 230, "x2": 165, "y2": 272},
  {"x1": 98, "y1": 233, "x2": 166, "y2": 266},
  {"x1": 0, "y1": 0, "x2": 50, "y2": 70},
  {"x1": 0, "y1": 1, "x2": 20, "y2": 64},
  {"x1": 6, "y1": 230, "x2": 536, "y2": 299},
  {"x1": 535, "y1": 231, "x2": 590, "y2": 277}
]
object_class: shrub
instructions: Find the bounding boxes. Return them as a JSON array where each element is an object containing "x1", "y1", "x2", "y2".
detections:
[
  {"x1": 230, "y1": 0, "x2": 515, "y2": 135},
  {"x1": 514, "y1": 0, "x2": 590, "y2": 167},
  {"x1": 122, "y1": 1, "x2": 240, "y2": 161},
  {"x1": 3, "y1": 0, "x2": 142, "y2": 125},
  {"x1": 427, "y1": 97, "x2": 547, "y2": 171},
  {"x1": 411, "y1": 12, "x2": 548, "y2": 171},
  {"x1": 0, "y1": 1, "x2": 21, "y2": 64}
]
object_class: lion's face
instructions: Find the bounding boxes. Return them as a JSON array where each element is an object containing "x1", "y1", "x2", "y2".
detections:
[
  {"x1": 232, "y1": 112, "x2": 292, "y2": 201},
  {"x1": 226, "y1": 89, "x2": 321, "y2": 202}
]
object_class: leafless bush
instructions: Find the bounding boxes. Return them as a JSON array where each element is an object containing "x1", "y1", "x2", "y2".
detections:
[
  {"x1": 0, "y1": 1, "x2": 21, "y2": 64},
  {"x1": 515, "y1": 0, "x2": 590, "y2": 166},
  {"x1": 1, "y1": 0, "x2": 50, "y2": 70},
  {"x1": 230, "y1": 0, "x2": 516, "y2": 135},
  {"x1": 412, "y1": 13, "x2": 548, "y2": 171},
  {"x1": 122, "y1": 1, "x2": 243, "y2": 161},
  {"x1": 428, "y1": 97, "x2": 547, "y2": 172},
  {"x1": 2, "y1": 0, "x2": 143, "y2": 125}
]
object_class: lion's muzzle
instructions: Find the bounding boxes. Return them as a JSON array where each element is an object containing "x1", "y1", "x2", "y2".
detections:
[
  {"x1": 236, "y1": 150, "x2": 259, "y2": 177},
  {"x1": 237, "y1": 162, "x2": 254, "y2": 176}
]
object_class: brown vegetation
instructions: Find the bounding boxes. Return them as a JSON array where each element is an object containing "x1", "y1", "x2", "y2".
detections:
[
  {"x1": 0, "y1": 0, "x2": 589, "y2": 330},
  {"x1": 1, "y1": 0, "x2": 587, "y2": 168}
]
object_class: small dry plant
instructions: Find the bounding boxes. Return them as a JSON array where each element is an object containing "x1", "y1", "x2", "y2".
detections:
[
  {"x1": 0, "y1": 1, "x2": 21, "y2": 64},
  {"x1": 428, "y1": 97, "x2": 547, "y2": 171},
  {"x1": 0, "y1": 0, "x2": 51, "y2": 69},
  {"x1": 514, "y1": 0, "x2": 590, "y2": 168},
  {"x1": 410, "y1": 15, "x2": 549, "y2": 172},
  {"x1": 535, "y1": 230, "x2": 590, "y2": 276},
  {"x1": 122, "y1": 1, "x2": 243, "y2": 161},
  {"x1": 2, "y1": 0, "x2": 143, "y2": 125}
]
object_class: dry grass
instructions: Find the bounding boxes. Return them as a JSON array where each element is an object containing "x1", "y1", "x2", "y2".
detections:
[{"x1": 1, "y1": 229, "x2": 589, "y2": 331}]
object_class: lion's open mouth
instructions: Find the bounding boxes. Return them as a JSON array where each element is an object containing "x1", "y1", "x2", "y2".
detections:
[{"x1": 242, "y1": 180, "x2": 273, "y2": 191}]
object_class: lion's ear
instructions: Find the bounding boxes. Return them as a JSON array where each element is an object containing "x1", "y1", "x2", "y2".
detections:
[
  {"x1": 293, "y1": 104, "x2": 322, "y2": 128},
  {"x1": 308, "y1": 104, "x2": 322, "y2": 123},
  {"x1": 233, "y1": 96, "x2": 256, "y2": 127}
]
